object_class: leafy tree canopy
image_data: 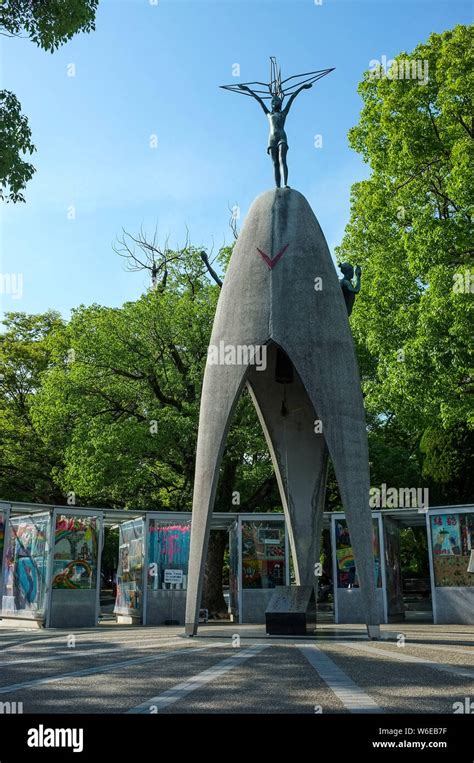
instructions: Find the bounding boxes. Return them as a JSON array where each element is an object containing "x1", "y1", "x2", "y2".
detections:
[
  {"x1": 337, "y1": 24, "x2": 473, "y2": 500},
  {"x1": 0, "y1": 310, "x2": 64, "y2": 501},
  {"x1": 0, "y1": 91, "x2": 36, "y2": 202},
  {"x1": 30, "y1": 247, "x2": 275, "y2": 512},
  {"x1": 0, "y1": 0, "x2": 99, "y2": 51},
  {"x1": 0, "y1": 0, "x2": 100, "y2": 201}
]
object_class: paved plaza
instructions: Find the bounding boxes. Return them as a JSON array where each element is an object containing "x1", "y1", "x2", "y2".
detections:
[{"x1": 0, "y1": 622, "x2": 472, "y2": 715}]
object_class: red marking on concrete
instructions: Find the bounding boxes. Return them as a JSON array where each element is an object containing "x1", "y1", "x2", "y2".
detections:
[{"x1": 256, "y1": 243, "x2": 289, "y2": 270}]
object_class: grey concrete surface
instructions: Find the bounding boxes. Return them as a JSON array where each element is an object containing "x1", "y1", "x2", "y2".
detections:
[
  {"x1": 434, "y1": 587, "x2": 474, "y2": 625},
  {"x1": 240, "y1": 589, "x2": 276, "y2": 624},
  {"x1": 146, "y1": 590, "x2": 186, "y2": 625},
  {"x1": 186, "y1": 188, "x2": 379, "y2": 636},
  {"x1": 48, "y1": 589, "x2": 97, "y2": 628},
  {"x1": 337, "y1": 587, "x2": 386, "y2": 624},
  {"x1": 0, "y1": 623, "x2": 471, "y2": 715}
]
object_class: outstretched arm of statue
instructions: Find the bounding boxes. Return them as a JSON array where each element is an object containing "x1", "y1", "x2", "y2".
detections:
[
  {"x1": 237, "y1": 85, "x2": 269, "y2": 114},
  {"x1": 283, "y1": 83, "x2": 312, "y2": 115}
]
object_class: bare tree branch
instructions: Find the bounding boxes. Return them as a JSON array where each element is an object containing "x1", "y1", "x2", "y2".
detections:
[
  {"x1": 113, "y1": 226, "x2": 189, "y2": 289},
  {"x1": 199, "y1": 250, "x2": 222, "y2": 287},
  {"x1": 228, "y1": 203, "x2": 239, "y2": 240},
  {"x1": 457, "y1": 115, "x2": 473, "y2": 139},
  {"x1": 394, "y1": 158, "x2": 444, "y2": 191}
]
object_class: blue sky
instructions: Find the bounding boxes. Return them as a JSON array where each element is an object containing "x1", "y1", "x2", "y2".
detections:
[{"x1": 0, "y1": 0, "x2": 470, "y2": 318}]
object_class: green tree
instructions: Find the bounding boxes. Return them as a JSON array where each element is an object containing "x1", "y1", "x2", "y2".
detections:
[
  {"x1": 420, "y1": 424, "x2": 474, "y2": 504},
  {"x1": 337, "y1": 24, "x2": 473, "y2": 502},
  {"x1": 399, "y1": 527, "x2": 430, "y2": 577},
  {"x1": 32, "y1": 245, "x2": 278, "y2": 612},
  {"x1": 0, "y1": 1, "x2": 98, "y2": 50},
  {"x1": 0, "y1": 311, "x2": 65, "y2": 501},
  {"x1": 0, "y1": 91, "x2": 36, "y2": 203},
  {"x1": 0, "y1": 0, "x2": 99, "y2": 201}
]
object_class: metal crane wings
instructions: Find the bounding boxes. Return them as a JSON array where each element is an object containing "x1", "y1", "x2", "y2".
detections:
[{"x1": 221, "y1": 56, "x2": 335, "y2": 103}]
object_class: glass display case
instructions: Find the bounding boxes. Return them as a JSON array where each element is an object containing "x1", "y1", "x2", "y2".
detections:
[
  {"x1": 229, "y1": 515, "x2": 289, "y2": 624},
  {"x1": 228, "y1": 520, "x2": 239, "y2": 620},
  {"x1": 147, "y1": 519, "x2": 191, "y2": 592},
  {"x1": 0, "y1": 505, "x2": 8, "y2": 580},
  {"x1": 1, "y1": 513, "x2": 51, "y2": 620},
  {"x1": 47, "y1": 508, "x2": 103, "y2": 628},
  {"x1": 114, "y1": 518, "x2": 144, "y2": 619},
  {"x1": 430, "y1": 511, "x2": 474, "y2": 588},
  {"x1": 144, "y1": 517, "x2": 191, "y2": 625},
  {"x1": 241, "y1": 520, "x2": 286, "y2": 589},
  {"x1": 334, "y1": 517, "x2": 382, "y2": 588},
  {"x1": 331, "y1": 512, "x2": 386, "y2": 624},
  {"x1": 52, "y1": 513, "x2": 99, "y2": 590},
  {"x1": 383, "y1": 515, "x2": 405, "y2": 621}
]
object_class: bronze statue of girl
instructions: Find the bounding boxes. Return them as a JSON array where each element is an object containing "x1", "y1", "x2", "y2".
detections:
[
  {"x1": 221, "y1": 58, "x2": 334, "y2": 188},
  {"x1": 237, "y1": 84, "x2": 312, "y2": 188}
]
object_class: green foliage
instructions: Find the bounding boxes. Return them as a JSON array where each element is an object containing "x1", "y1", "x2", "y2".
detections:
[
  {"x1": 30, "y1": 248, "x2": 276, "y2": 512},
  {"x1": 337, "y1": 25, "x2": 473, "y2": 501},
  {"x1": 32, "y1": 281, "x2": 213, "y2": 507},
  {"x1": 0, "y1": 91, "x2": 36, "y2": 202},
  {"x1": 102, "y1": 528, "x2": 119, "y2": 573},
  {"x1": 0, "y1": 311, "x2": 65, "y2": 501},
  {"x1": 0, "y1": 0, "x2": 99, "y2": 51},
  {"x1": 399, "y1": 527, "x2": 429, "y2": 576},
  {"x1": 420, "y1": 424, "x2": 474, "y2": 503},
  {"x1": 0, "y1": 0, "x2": 99, "y2": 201}
]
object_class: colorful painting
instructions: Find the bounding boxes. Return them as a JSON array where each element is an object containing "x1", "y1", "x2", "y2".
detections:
[
  {"x1": 431, "y1": 515, "x2": 462, "y2": 555},
  {"x1": 335, "y1": 518, "x2": 381, "y2": 588},
  {"x1": 241, "y1": 521, "x2": 286, "y2": 589},
  {"x1": 52, "y1": 515, "x2": 98, "y2": 590},
  {"x1": 1, "y1": 514, "x2": 50, "y2": 617},
  {"x1": 114, "y1": 519, "x2": 144, "y2": 616},
  {"x1": 431, "y1": 513, "x2": 474, "y2": 587},
  {"x1": 148, "y1": 521, "x2": 191, "y2": 590},
  {"x1": 149, "y1": 523, "x2": 190, "y2": 565},
  {"x1": 336, "y1": 546, "x2": 355, "y2": 571},
  {"x1": 242, "y1": 559, "x2": 262, "y2": 588},
  {"x1": 129, "y1": 538, "x2": 143, "y2": 570},
  {"x1": 119, "y1": 544, "x2": 130, "y2": 574}
]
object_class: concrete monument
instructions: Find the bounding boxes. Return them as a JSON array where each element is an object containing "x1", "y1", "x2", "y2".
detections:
[{"x1": 185, "y1": 60, "x2": 380, "y2": 638}]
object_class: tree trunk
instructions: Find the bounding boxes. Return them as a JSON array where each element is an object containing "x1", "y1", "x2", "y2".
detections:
[
  {"x1": 203, "y1": 530, "x2": 228, "y2": 615},
  {"x1": 202, "y1": 455, "x2": 237, "y2": 616}
]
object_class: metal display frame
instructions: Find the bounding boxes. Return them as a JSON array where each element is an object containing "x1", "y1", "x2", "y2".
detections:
[
  {"x1": 143, "y1": 512, "x2": 192, "y2": 626},
  {"x1": 237, "y1": 513, "x2": 290, "y2": 624},
  {"x1": 45, "y1": 506, "x2": 104, "y2": 628},
  {"x1": 1, "y1": 509, "x2": 53, "y2": 625},
  {"x1": 0, "y1": 502, "x2": 11, "y2": 615},
  {"x1": 3, "y1": 501, "x2": 472, "y2": 627},
  {"x1": 331, "y1": 511, "x2": 387, "y2": 624},
  {"x1": 425, "y1": 505, "x2": 474, "y2": 624},
  {"x1": 114, "y1": 516, "x2": 146, "y2": 624}
]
